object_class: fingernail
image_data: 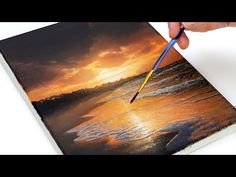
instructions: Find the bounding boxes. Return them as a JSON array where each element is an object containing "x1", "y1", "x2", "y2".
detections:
[{"x1": 181, "y1": 22, "x2": 187, "y2": 28}]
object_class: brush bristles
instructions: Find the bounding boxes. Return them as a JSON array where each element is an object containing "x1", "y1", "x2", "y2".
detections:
[{"x1": 130, "y1": 92, "x2": 139, "y2": 104}]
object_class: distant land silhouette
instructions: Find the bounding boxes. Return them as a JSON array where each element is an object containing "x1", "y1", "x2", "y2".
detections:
[{"x1": 32, "y1": 73, "x2": 144, "y2": 118}]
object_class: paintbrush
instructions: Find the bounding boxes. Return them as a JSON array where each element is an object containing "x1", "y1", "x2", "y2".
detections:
[{"x1": 130, "y1": 27, "x2": 185, "y2": 104}]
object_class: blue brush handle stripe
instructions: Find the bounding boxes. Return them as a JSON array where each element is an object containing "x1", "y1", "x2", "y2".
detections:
[{"x1": 152, "y1": 27, "x2": 185, "y2": 71}]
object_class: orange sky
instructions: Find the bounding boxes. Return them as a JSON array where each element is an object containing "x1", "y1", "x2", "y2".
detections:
[{"x1": 27, "y1": 25, "x2": 182, "y2": 101}]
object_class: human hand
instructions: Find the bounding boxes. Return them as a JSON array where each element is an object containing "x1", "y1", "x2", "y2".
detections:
[{"x1": 168, "y1": 22, "x2": 230, "y2": 49}]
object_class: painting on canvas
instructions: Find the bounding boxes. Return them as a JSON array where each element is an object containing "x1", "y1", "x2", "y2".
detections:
[{"x1": 0, "y1": 22, "x2": 236, "y2": 154}]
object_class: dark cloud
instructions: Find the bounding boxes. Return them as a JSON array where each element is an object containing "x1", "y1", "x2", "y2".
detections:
[
  {"x1": 11, "y1": 62, "x2": 60, "y2": 91},
  {"x1": 0, "y1": 23, "x2": 151, "y2": 65},
  {"x1": 90, "y1": 22, "x2": 144, "y2": 38},
  {"x1": 0, "y1": 23, "x2": 93, "y2": 66},
  {"x1": 0, "y1": 22, "x2": 159, "y2": 93}
]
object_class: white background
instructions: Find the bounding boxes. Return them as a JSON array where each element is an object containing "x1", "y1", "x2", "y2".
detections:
[{"x1": 0, "y1": 22, "x2": 236, "y2": 154}]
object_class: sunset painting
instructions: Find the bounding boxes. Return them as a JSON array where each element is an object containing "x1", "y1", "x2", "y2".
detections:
[{"x1": 1, "y1": 22, "x2": 236, "y2": 154}]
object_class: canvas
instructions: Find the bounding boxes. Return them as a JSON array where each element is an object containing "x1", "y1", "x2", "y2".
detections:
[{"x1": 0, "y1": 22, "x2": 236, "y2": 155}]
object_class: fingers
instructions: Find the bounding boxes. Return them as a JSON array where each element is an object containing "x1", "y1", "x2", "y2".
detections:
[
  {"x1": 177, "y1": 32, "x2": 189, "y2": 49},
  {"x1": 182, "y1": 22, "x2": 228, "y2": 32},
  {"x1": 168, "y1": 22, "x2": 229, "y2": 49},
  {"x1": 168, "y1": 22, "x2": 181, "y2": 38},
  {"x1": 168, "y1": 22, "x2": 189, "y2": 49},
  {"x1": 228, "y1": 22, "x2": 236, "y2": 27}
]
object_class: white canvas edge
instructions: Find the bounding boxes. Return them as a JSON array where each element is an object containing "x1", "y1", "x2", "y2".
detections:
[{"x1": 0, "y1": 53, "x2": 63, "y2": 155}]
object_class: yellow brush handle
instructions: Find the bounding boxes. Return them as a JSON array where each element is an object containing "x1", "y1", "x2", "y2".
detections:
[{"x1": 137, "y1": 70, "x2": 154, "y2": 93}]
